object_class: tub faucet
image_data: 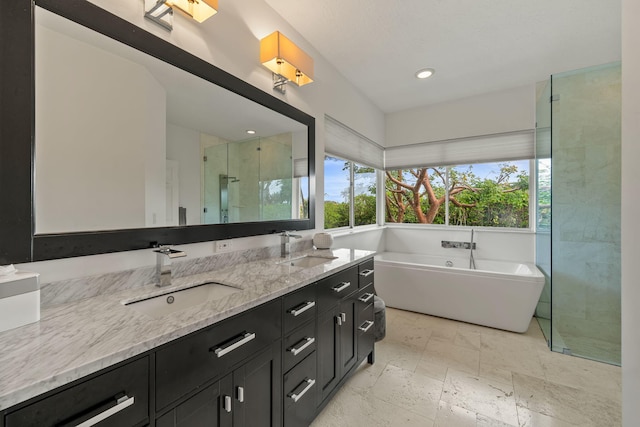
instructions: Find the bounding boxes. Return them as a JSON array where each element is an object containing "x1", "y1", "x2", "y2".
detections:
[
  {"x1": 154, "y1": 245, "x2": 186, "y2": 287},
  {"x1": 280, "y1": 231, "x2": 302, "y2": 257},
  {"x1": 469, "y1": 229, "x2": 477, "y2": 270}
]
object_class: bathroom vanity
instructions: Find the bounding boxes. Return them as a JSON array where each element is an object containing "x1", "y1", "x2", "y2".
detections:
[{"x1": 0, "y1": 249, "x2": 375, "y2": 427}]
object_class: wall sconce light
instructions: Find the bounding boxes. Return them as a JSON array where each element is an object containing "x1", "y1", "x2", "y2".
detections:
[
  {"x1": 145, "y1": 0, "x2": 218, "y2": 31},
  {"x1": 260, "y1": 31, "x2": 314, "y2": 94}
]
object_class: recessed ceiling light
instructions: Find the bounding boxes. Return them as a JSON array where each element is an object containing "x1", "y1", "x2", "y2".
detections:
[
  {"x1": 415, "y1": 68, "x2": 435, "y2": 79},
  {"x1": 246, "y1": 130, "x2": 256, "y2": 134}
]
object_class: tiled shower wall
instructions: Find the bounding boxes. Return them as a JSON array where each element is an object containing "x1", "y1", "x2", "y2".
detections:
[{"x1": 551, "y1": 63, "x2": 621, "y2": 364}]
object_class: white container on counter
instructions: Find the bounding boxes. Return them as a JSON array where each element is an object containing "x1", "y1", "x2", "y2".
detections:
[
  {"x1": 0, "y1": 270, "x2": 40, "y2": 333},
  {"x1": 313, "y1": 232, "x2": 334, "y2": 249}
]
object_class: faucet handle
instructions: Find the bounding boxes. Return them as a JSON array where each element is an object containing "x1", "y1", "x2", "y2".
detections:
[
  {"x1": 280, "y1": 230, "x2": 302, "y2": 239},
  {"x1": 153, "y1": 244, "x2": 186, "y2": 258}
]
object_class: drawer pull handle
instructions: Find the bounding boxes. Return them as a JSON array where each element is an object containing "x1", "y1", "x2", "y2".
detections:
[
  {"x1": 288, "y1": 337, "x2": 315, "y2": 356},
  {"x1": 359, "y1": 269, "x2": 374, "y2": 277},
  {"x1": 358, "y1": 293, "x2": 374, "y2": 303},
  {"x1": 288, "y1": 300, "x2": 316, "y2": 316},
  {"x1": 224, "y1": 395, "x2": 232, "y2": 413},
  {"x1": 358, "y1": 320, "x2": 374, "y2": 333},
  {"x1": 332, "y1": 281, "x2": 351, "y2": 293},
  {"x1": 72, "y1": 395, "x2": 134, "y2": 427},
  {"x1": 237, "y1": 386, "x2": 244, "y2": 403},
  {"x1": 288, "y1": 378, "x2": 316, "y2": 403},
  {"x1": 213, "y1": 332, "x2": 256, "y2": 358}
]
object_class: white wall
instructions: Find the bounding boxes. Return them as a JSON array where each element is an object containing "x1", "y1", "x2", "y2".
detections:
[
  {"x1": 621, "y1": 0, "x2": 640, "y2": 423},
  {"x1": 35, "y1": 24, "x2": 166, "y2": 233},
  {"x1": 166, "y1": 123, "x2": 202, "y2": 226},
  {"x1": 385, "y1": 84, "x2": 535, "y2": 147}
]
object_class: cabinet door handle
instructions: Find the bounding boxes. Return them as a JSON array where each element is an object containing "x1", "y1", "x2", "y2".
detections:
[
  {"x1": 212, "y1": 332, "x2": 256, "y2": 358},
  {"x1": 288, "y1": 300, "x2": 315, "y2": 316},
  {"x1": 358, "y1": 293, "x2": 374, "y2": 303},
  {"x1": 359, "y1": 269, "x2": 374, "y2": 277},
  {"x1": 340, "y1": 312, "x2": 347, "y2": 323},
  {"x1": 236, "y1": 386, "x2": 244, "y2": 403},
  {"x1": 288, "y1": 337, "x2": 315, "y2": 356},
  {"x1": 336, "y1": 315, "x2": 342, "y2": 326},
  {"x1": 358, "y1": 320, "x2": 374, "y2": 333},
  {"x1": 332, "y1": 281, "x2": 351, "y2": 293},
  {"x1": 288, "y1": 378, "x2": 316, "y2": 403},
  {"x1": 224, "y1": 395, "x2": 232, "y2": 413},
  {"x1": 70, "y1": 395, "x2": 134, "y2": 427}
]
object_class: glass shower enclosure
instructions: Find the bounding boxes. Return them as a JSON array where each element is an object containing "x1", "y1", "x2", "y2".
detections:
[{"x1": 535, "y1": 62, "x2": 621, "y2": 365}]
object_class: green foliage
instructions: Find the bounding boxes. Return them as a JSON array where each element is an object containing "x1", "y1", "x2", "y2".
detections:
[
  {"x1": 324, "y1": 200, "x2": 349, "y2": 229},
  {"x1": 386, "y1": 162, "x2": 530, "y2": 228}
]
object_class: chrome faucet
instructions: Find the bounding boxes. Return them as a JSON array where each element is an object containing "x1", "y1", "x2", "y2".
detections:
[
  {"x1": 154, "y1": 245, "x2": 186, "y2": 287},
  {"x1": 280, "y1": 231, "x2": 302, "y2": 257}
]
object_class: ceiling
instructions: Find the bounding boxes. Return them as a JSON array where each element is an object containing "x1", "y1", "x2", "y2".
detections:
[{"x1": 264, "y1": 0, "x2": 621, "y2": 113}]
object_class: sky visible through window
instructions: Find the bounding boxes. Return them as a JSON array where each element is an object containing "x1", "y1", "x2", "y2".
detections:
[{"x1": 324, "y1": 158, "x2": 529, "y2": 202}]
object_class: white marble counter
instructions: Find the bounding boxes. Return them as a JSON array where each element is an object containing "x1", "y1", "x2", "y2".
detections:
[{"x1": 0, "y1": 247, "x2": 374, "y2": 411}]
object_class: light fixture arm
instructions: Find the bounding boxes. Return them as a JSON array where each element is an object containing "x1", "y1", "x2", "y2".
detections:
[{"x1": 273, "y1": 73, "x2": 288, "y2": 94}]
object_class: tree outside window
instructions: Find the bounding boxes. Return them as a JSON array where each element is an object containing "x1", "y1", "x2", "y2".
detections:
[{"x1": 385, "y1": 160, "x2": 530, "y2": 228}]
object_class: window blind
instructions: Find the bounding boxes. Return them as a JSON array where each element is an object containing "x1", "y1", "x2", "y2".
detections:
[
  {"x1": 325, "y1": 116, "x2": 384, "y2": 169},
  {"x1": 384, "y1": 130, "x2": 535, "y2": 170}
]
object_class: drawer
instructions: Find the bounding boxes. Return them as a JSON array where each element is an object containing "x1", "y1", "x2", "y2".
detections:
[
  {"x1": 155, "y1": 298, "x2": 281, "y2": 411},
  {"x1": 5, "y1": 357, "x2": 149, "y2": 427},
  {"x1": 358, "y1": 258, "x2": 375, "y2": 289},
  {"x1": 357, "y1": 296, "x2": 375, "y2": 362},
  {"x1": 283, "y1": 352, "x2": 317, "y2": 427},
  {"x1": 283, "y1": 283, "x2": 317, "y2": 335},
  {"x1": 283, "y1": 320, "x2": 316, "y2": 373},
  {"x1": 355, "y1": 284, "x2": 375, "y2": 312},
  {"x1": 317, "y1": 265, "x2": 358, "y2": 312}
]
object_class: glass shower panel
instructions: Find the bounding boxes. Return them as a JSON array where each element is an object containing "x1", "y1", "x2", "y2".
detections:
[
  {"x1": 551, "y1": 62, "x2": 621, "y2": 364},
  {"x1": 228, "y1": 138, "x2": 260, "y2": 223},
  {"x1": 202, "y1": 144, "x2": 228, "y2": 224},
  {"x1": 259, "y1": 136, "x2": 293, "y2": 220},
  {"x1": 535, "y1": 79, "x2": 552, "y2": 345}
]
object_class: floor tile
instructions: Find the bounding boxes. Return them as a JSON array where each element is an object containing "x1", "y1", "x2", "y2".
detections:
[
  {"x1": 371, "y1": 364, "x2": 443, "y2": 420},
  {"x1": 312, "y1": 309, "x2": 621, "y2": 427},
  {"x1": 512, "y1": 372, "x2": 621, "y2": 427},
  {"x1": 441, "y1": 369, "x2": 519, "y2": 425},
  {"x1": 311, "y1": 384, "x2": 435, "y2": 427},
  {"x1": 434, "y1": 400, "x2": 476, "y2": 427}
]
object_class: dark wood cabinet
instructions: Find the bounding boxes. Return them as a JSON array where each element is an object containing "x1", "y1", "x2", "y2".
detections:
[
  {"x1": 157, "y1": 343, "x2": 281, "y2": 427},
  {"x1": 2, "y1": 257, "x2": 375, "y2": 427},
  {"x1": 5, "y1": 357, "x2": 149, "y2": 427}
]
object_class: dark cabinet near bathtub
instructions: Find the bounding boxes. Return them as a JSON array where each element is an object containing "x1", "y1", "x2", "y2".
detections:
[{"x1": 1, "y1": 257, "x2": 376, "y2": 427}]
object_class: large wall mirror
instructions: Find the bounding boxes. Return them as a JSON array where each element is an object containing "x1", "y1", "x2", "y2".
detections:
[{"x1": 0, "y1": 0, "x2": 315, "y2": 263}]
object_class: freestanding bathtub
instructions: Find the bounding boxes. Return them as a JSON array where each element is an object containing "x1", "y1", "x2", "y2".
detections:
[{"x1": 374, "y1": 252, "x2": 545, "y2": 333}]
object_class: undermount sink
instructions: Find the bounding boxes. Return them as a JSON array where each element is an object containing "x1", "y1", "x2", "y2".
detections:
[
  {"x1": 123, "y1": 282, "x2": 241, "y2": 318},
  {"x1": 277, "y1": 255, "x2": 338, "y2": 268}
]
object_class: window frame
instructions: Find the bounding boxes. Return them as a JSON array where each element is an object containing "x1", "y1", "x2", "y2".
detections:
[{"x1": 323, "y1": 154, "x2": 382, "y2": 231}]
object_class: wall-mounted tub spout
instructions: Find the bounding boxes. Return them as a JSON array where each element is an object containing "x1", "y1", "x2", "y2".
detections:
[{"x1": 469, "y1": 229, "x2": 477, "y2": 270}]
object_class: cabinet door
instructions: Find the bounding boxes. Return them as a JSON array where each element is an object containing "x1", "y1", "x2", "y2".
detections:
[
  {"x1": 156, "y1": 381, "x2": 226, "y2": 427},
  {"x1": 316, "y1": 306, "x2": 340, "y2": 403},
  {"x1": 232, "y1": 343, "x2": 282, "y2": 427},
  {"x1": 339, "y1": 296, "x2": 358, "y2": 376}
]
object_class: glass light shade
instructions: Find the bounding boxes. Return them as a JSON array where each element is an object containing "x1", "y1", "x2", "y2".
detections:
[
  {"x1": 260, "y1": 31, "x2": 314, "y2": 86},
  {"x1": 166, "y1": 0, "x2": 218, "y2": 23}
]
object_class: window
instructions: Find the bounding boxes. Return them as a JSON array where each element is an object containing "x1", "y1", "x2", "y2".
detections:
[
  {"x1": 385, "y1": 160, "x2": 530, "y2": 228},
  {"x1": 324, "y1": 155, "x2": 378, "y2": 229}
]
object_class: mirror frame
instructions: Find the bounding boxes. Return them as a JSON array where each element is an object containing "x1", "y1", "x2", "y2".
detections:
[{"x1": 0, "y1": 0, "x2": 315, "y2": 263}]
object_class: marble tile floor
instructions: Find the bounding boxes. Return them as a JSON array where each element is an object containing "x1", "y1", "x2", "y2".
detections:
[{"x1": 311, "y1": 307, "x2": 621, "y2": 427}]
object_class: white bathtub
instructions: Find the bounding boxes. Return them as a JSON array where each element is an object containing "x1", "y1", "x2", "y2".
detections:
[{"x1": 374, "y1": 252, "x2": 545, "y2": 333}]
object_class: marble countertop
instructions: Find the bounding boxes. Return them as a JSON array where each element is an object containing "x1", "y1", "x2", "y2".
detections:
[{"x1": 0, "y1": 247, "x2": 375, "y2": 411}]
